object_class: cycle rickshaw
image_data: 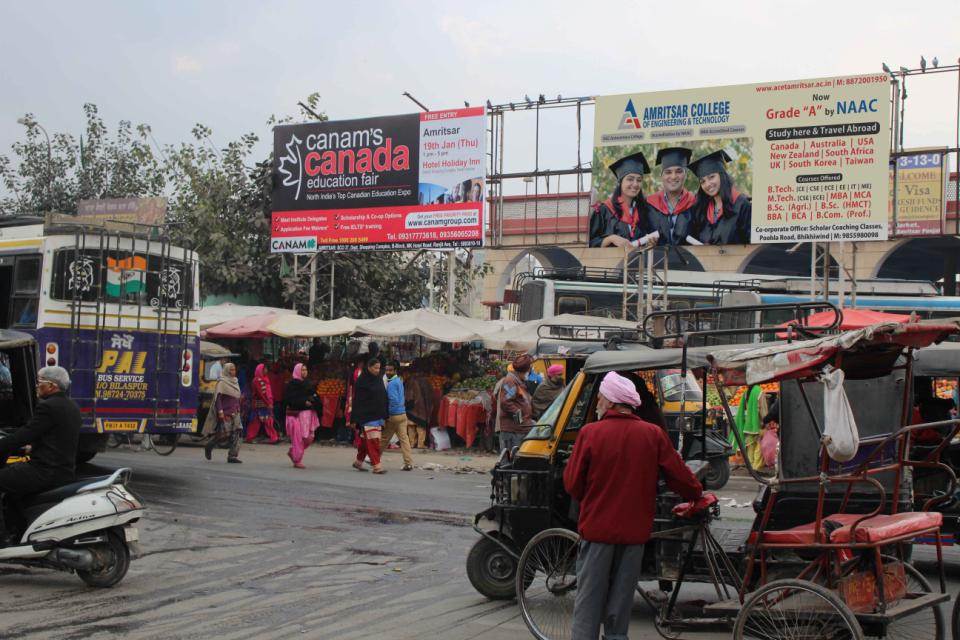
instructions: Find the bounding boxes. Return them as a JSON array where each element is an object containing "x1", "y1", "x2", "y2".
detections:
[{"x1": 511, "y1": 318, "x2": 959, "y2": 639}]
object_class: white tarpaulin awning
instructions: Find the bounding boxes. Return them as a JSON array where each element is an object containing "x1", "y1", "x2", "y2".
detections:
[
  {"x1": 482, "y1": 314, "x2": 640, "y2": 351},
  {"x1": 354, "y1": 309, "x2": 496, "y2": 343},
  {"x1": 268, "y1": 315, "x2": 364, "y2": 338},
  {"x1": 197, "y1": 303, "x2": 297, "y2": 330}
]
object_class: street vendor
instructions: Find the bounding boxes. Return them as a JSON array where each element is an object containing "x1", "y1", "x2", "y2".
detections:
[
  {"x1": 495, "y1": 354, "x2": 535, "y2": 452},
  {"x1": 531, "y1": 364, "x2": 565, "y2": 419},
  {"x1": 563, "y1": 371, "x2": 702, "y2": 640}
]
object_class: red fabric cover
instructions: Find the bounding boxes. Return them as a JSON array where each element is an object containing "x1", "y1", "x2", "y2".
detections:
[
  {"x1": 454, "y1": 403, "x2": 486, "y2": 449},
  {"x1": 437, "y1": 396, "x2": 452, "y2": 427},
  {"x1": 563, "y1": 411, "x2": 702, "y2": 545},
  {"x1": 319, "y1": 395, "x2": 339, "y2": 428},
  {"x1": 755, "y1": 511, "x2": 943, "y2": 545},
  {"x1": 672, "y1": 492, "x2": 718, "y2": 519}
]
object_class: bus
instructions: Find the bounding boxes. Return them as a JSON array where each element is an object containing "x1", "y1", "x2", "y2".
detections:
[
  {"x1": 0, "y1": 216, "x2": 200, "y2": 461},
  {"x1": 515, "y1": 268, "x2": 960, "y2": 323}
]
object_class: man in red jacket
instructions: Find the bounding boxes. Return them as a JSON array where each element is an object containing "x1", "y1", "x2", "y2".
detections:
[{"x1": 563, "y1": 371, "x2": 702, "y2": 640}]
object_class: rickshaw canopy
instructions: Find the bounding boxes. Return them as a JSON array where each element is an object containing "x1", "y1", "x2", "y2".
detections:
[
  {"x1": 913, "y1": 341, "x2": 960, "y2": 377},
  {"x1": 0, "y1": 329, "x2": 36, "y2": 350},
  {"x1": 583, "y1": 344, "x2": 752, "y2": 373},
  {"x1": 708, "y1": 319, "x2": 960, "y2": 386}
]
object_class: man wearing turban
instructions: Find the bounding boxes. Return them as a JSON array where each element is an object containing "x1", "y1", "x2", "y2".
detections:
[
  {"x1": 531, "y1": 364, "x2": 566, "y2": 420},
  {"x1": 563, "y1": 372, "x2": 703, "y2": 640}
]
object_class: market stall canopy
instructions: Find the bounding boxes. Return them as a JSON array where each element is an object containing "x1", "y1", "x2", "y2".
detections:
[
  {"x1": 197, "y1": 303, "x2": 297, "y2": 330},
  {"x1": 709, "y1": 319, "x2": 960, "y2": 386},
  {"x1": 268, "y1": 315, "x2": 364, "y2": 338},
  {"x1": 354, "y1": 309, "x2": 502, "y2": 343},
  {"x1": 584, "y1": 344, "x2": 755, "y2": 374},
  {"x1": 204, "y1": 313, "x2": 288, "y2": 339},
  {"x1": 776, "y1": 308, "x2": 910, "y2": 338},
  {"x1": 913, "y1": 341, "x2": 960, "y2": 377},
  {"x1": 199, "y1": 340, "x2": 237, "y2": 360},
  {"x1": 483, "y1": 314, "x2": 640, "y2": 352}
]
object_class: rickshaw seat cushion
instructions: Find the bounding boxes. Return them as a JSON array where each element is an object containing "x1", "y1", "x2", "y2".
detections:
[
  {"x1": 753, "y1": 511, "x2": 942, "y2": 546},
  {"x1": 672, "y1": 492, "x2": 718, "y2": 519},
  {"x1": 827, "y1": 511, "x2": 942, "y2": 544}
]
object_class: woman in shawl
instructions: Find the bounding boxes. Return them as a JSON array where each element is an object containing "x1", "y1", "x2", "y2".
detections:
[
  {"x1": 588, "y1": 151, "x2": 657, "y2": 248},
  {"x1": 351, "y1": 357, "x2": 389, "y2": 474},
  {"x1": 245, "y1": 363, "x2": 279, "y2": 444},
  {"x1": 284, "y1": 363, "x2": 320, "y2": 469},
  {"x1": 688, "y1": 150, "x2": 752, "y2": 245},
  {"x1": 202, "y1": 362, "x2": 244, "y2": 463}
]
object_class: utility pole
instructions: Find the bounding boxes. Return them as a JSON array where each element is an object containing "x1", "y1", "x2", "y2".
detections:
[
  {"x1": 447, "y1": 251, "x2": 456, "y2": 315},
  {"x1": 308, "y1": 253, "x2": 317, "y2": 317}
]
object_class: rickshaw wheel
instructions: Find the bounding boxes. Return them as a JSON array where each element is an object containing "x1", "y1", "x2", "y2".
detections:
[
  {"x1": 734, "y1": 578, "x2": 864, "y2": 640},
  {"x1": 517, "y1": 528, "x2": 580, "y2": 640},
  {"x1": 466, "y1": 536, "x2": 520, "y2": 600},
  {"x1": 950, "y1": 594, "x2": 959, "y2": 640},
  {"x1": 869, "y1": 560, "x2": 943, "y2": 640},
  {"x1": 702, "y1": 458, "x2": 731, "y2": 490}
]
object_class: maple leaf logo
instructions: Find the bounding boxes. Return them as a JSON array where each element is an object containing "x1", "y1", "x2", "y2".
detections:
[{"x1": 277, "y1": 134, "x2": 304, "y2": 200}]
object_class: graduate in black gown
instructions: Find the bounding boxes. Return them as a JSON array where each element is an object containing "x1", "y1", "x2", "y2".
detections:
[
  {"x1": 688, "y1": 150, "x2": 752, "y2": 245},
  {"x1": 588, "y1": 151, "x2": 658, "y2": 248},
  {"x1": 645, "y1": 147, "x2": 699, "y2": 246}
]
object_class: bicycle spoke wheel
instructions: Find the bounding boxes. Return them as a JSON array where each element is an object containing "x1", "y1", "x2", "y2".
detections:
[
  {"x1": 516, "y1": 528, "x2": 580, "y2": 640},
  {"x1": 148, "y1": 433, "x2": 179, "y2": 456},
  {"x1": 734, "y1": 578, "x2": 864, "y2": 640}
]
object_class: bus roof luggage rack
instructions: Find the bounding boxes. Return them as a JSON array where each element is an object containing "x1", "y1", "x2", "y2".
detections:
[{"x1": 642, "y1": 301, "x2": 841, "y2": 347}]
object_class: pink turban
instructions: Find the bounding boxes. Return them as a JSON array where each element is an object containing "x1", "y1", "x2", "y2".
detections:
[
  {"x1": 599, "y1": 371, "x2": 641, "y2": 407},
  {"x1": 547, "y1": 365, "x2": 564, "y2": 377}
]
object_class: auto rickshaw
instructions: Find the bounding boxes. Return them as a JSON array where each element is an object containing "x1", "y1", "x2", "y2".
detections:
[
  {"x1": 528, "y1": 333, "x2": 733, "y2": 489},
  {"x1": 509, "y1": 318, "x2": 959, "y2": 640},
  {"x1": 0, "y1": 329, "x2": 38, "y2": 465}
]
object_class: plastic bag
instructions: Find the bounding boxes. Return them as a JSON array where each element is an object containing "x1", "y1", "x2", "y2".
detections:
[
  {"x1": 431, "y1": 427, "x2": 451, "y2": 451},
  {"x1": 760, "y1": 424, "x2": 779, "y2": 468},
  {"x1": 820, "y1": 367, "x2": 859, "y2": 462}
]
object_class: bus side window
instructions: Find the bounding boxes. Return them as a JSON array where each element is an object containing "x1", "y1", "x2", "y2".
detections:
[
  {"x1": 11, "y1": 255, "x2": 41, "y2": 328},
  {"x1": 557, "y1": 295, "x2": 588, "y2": 316}
]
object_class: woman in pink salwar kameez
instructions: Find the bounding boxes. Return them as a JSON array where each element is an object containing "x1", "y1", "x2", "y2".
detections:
[{"x1": 284, "y1": 363, "x2": 319, "y2": 469}]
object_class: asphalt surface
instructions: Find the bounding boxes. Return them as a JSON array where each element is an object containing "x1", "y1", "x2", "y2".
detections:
[{"x1": 1, "y1": 442, "x2": 958, "y2": 640}]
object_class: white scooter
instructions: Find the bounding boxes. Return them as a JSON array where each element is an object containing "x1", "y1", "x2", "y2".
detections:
[{"x1": 0, "y1": 467, "x2": 143, "y2": 587}]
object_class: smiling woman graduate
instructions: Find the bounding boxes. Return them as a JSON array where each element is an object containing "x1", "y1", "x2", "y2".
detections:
[
  {"x1": 645, "y1": 147, "x2": 699, "y2": 246},
  {"x1": 588, "y1": 151, "x2": 658, "y2": 248},
  {"x1": 689, "y1": 150, "x2": 752, "y2": 245}
]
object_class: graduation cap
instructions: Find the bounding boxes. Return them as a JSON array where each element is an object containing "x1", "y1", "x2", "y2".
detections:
[
  {"x1": 655, "y1": 147, "x2": 692, "y2": 170},
  {"x1": 688, "y1": 150, "x2": 733, "y2": 179},
  {"x1": 608, "y1": 151, "x2": 650, "y2": 182}
]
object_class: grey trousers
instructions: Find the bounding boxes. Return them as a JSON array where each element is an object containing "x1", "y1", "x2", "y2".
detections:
[{"x1": 572, "y1": 540, "x2": 644, "y2": 640}]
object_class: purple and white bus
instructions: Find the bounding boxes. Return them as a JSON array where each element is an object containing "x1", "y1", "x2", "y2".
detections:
[{"x1": 0, "y1": 216, "x2": 200, "y2": 461}]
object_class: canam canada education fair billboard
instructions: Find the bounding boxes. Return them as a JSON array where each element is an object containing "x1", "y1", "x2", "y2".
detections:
[
  {"x1": 270, "y1": 107, "x2": 486, "y2": 252},
  {"x1": 590, "y1": 74, "x2": 891, "y2": 248}
]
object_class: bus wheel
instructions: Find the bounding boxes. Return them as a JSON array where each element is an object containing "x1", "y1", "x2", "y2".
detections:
[
  {"x1": 703, "y1": 458, "x2": 731, "y2": 490},
  {"x1": 148, "y1": 434, "x2": 179, "y2": 456}
]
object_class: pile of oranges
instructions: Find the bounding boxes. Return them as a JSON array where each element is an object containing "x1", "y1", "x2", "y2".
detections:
[{"x1": 315, "y1": 378, "x2": 346, "y2": 397}]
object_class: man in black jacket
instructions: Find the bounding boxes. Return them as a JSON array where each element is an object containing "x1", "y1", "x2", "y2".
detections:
[{"x1": 0, "y1": 366, "x2": 81, "y2": 545}]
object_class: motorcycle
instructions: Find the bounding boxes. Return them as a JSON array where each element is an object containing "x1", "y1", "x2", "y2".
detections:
[{"x1": 0, "y1": 466, "x2": 143, "y2": 587}]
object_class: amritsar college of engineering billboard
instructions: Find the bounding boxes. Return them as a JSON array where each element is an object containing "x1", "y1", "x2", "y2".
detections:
[
  {"x1": 270, "y1": 107, "x2": 486, "y2": 252},
  {"x1": 591, "y1": 73, "x2": 891, "y2": 247}
]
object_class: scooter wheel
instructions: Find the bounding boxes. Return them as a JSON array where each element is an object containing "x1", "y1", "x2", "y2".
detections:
[{"x1": 77, "y1": 531, "x2": 130, "y2": 588}]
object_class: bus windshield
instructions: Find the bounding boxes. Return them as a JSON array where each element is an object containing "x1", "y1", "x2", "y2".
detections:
[
  {"x1": 657, "y1": 369, "x2": 704, "y2": 403},
  {"x1": 50, "y1": 249, "x2": 194, "y2": 309}
]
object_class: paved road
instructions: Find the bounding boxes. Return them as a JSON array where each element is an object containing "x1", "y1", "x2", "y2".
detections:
[{"x1": 1, "y1": 443, "x2": 957, "y2": 639}]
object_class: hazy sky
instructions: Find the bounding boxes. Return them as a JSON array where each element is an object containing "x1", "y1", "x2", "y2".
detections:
[{"x1": 2, "y1": 0, "x2": 958, "y2": 190}]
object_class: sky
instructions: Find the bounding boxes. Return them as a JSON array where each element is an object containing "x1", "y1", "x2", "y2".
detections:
[{"x1": 2, "y1": 0, "x2": 959, "y2": 195}]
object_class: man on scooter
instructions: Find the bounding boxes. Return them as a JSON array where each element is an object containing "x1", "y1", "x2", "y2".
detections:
[{"x1": 0, "y1": 366, "x2": 81, "y2": 546}]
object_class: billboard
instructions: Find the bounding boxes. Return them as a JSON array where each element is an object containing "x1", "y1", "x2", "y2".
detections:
[
  {"x1": 888, "y1": 149, "x2": 949, "y2": 237},
  {"x1": 591, "y1": 73, "x2": 891, "y2": 247},
  {"x1": 270, "y1": 107, "x2": 486, "y2": 252},
  {"x1": 47, "y1": 197, "x2": 167, "y2": 231}
]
